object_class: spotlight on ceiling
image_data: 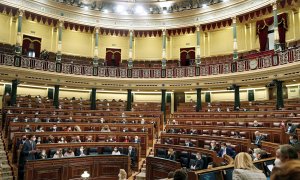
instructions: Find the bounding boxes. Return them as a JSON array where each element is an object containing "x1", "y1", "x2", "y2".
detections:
[
  {"x1": 202, "y1": 4, "x2": 207, "y2": 8},
  {"x1": 116, "y1": 5, "x2": 124, "y2": 13},
  {"x1": 103, "y1": 9, "x2": 109, "y2": 13},
  {"x1": 83, "y1": 6, "x2": 89, "y2": 10},
  {"x1": 135, "y1": 6, "x2": 146, "y2": 14}
]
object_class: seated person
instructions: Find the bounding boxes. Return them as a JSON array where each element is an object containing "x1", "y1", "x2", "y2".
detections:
[
  {"x1": 112, "y1": 147, "x2": 121, "y2": 155},
  {"x1": 121, "y1": 118, "x2": 127, "y2": 124},
  {"x1": 185, "y1": 140, "x2": 193, "y2": 147},
  {"x1": 171, "y1": 119, "x2": 178, "y2": 125},
  {"x1": 12, "y1": 116, "x2": 19, "y2": 122},
  {"x1": 101, "y1": 125, "x2": 111, "y2": 132},
  {"x1": 38, "y1": 149, "x2": 47, "y2": 159},
  {"x1": 106, "y1": 136, "x2": 115, "y2": 142},
  {"x1": 166, "y1": 148, "x2": 176, "y2": 161},
  {"x1": 50, "y1": 125, "x2": 58, "y2": 132},
  {"x1": 133, "y1": 136, "x2": 140, "y2": 143},
  {"x1": 24, "y1": 116, "x2": 29, "y2": 122},
  {"x1": 65, "y1": 126, "x2": 72, "y2": 132},
  {"x1": 218, "y1": 142, "x2": 236, "y2": 158},
  {"x1": 71, "y1": 136, "x2": 81, "y2": 143},
  {"x1": 252, "y1": 131, "x2": 267, "y2": 147},
  {"x1": 123, "y1": 136, "x2": 129, "y2": 142},
  {"x1": 207, "y1": 162, "x2": 217, "y2": 169},
  {"x1": 289, "y1": 135, "x2": 300, "y2": 148},
  {"x1": 252, "y1": 148, "x2": 268, "y2": 161},
  {"x1": 58, "y1": 136, "x2": 67, "y2": 143},
  {"x1": 141, "y1": 118, "x2": 145, "y2": 124},
  {"x1": 232, "y1": 131, "x2": 241, "y2": 138},
  {"x1": 253, "y1": 120, "x2": 262, "y2": 127},
  {"x1": 141, "y1": 127, "x2": 147, "y2": 132},
  {"x1": 53, "y1": 149, "x2": 64, "y2": 158},
  {"x1": 24, "y1": 125, "x2": 32, "y2": 132},
  {"x1": 74, "y1": 125, "x2": 81, "y2": 132},
  {"x1": 78, "y1": 146, "x2": 86, "y2": 156},
  {"x1": 190, "y1": 128, "x2": 198, "y2": 135},
  {"x1": 122, "y1": 127, "x2": 128, "y2": 132},
  {"x1": 33, "y1": 116, "x2": 41, "y2": 122},
  {"x1": 209, "y1": 140, "x2": 220, "y2": 152},
  {"x1": 36, "y1": 137, "x2": 42, "y2": 144},
  {"x1": 64, "y1": 148, "x2": 75, "y2": 157},
  {"x1": 46, "y1": 135, "x2": 55, "y2": 143},
  {"x1": 190, "y1": 153, "x2": 204, "y2": 170},
  {"x1": 36, "y1": 125, "x2": 44, "y2": 132},
  {"x1": 85, "y1": 135, "x2": 93, "y2": 142},
  {"x1": 286, "y1": 120, "x2": 297, "y2": 135},
  {"x1": 100, "y1": 117, "x2": 105, "y2": 123}
]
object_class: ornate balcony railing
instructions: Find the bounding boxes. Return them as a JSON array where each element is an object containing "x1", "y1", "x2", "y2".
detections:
[{"x1": 0, "y1": 47, "x2": 299, "y2": 78}]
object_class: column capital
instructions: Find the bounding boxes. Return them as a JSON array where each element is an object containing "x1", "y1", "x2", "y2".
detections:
[
  {"x1": 129, "y1": 29, "x2": 134, "y2": 33},
  {"x1": 95, "y1": 27, "x2": 100, "y2": 33},
  {"x1": 272, "y1": 2, "x2": 278, "y2": 10},
  {"x1": 231, "y1": 16, "x2": 237, "y2": 24},
  {"x1": 58, "y1": 19, "x2": 64, "y2": 27},
  {"x1": 196, "y1": 25, "x2": 201, "y2": 31},
  {"x1": 18, "y1": 9, "x2": 25, "y2": 16}
]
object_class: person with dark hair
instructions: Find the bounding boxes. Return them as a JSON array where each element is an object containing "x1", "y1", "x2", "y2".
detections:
[
  {"x1": 271, "y1": 160, "x2": 300, "y2": 180},
  {"x1": 274, "y1": 144, "x2": 298, "y2": 168},
  {"x1": 289, "y1": 135, "x2": 300, "y2": 147},
  {"x1": 286, "y1": 120, "x2": 297, "y2": 135},
  {"x1": 22, "y1": 134, "x2": 37, "y2": 161},
  {"x1": 166, "y1": 148, "x2": 176, "y2": 161},
  {"x1": 173, "y1": 169, "x2": 187, "y2": 180},
  {"x1": 218, "y1": 142, "x2": 236, "y2": 158},
  {"x1": 167, "y1": 171, "x2": 174, "y2": 179}
]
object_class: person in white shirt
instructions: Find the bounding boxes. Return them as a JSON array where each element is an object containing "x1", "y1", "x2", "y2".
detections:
[
  {"x1": 64, "y1": 148, "x2": 75, "y2": 157},
  {"x1": 58, "y1": 137, "x2": 67, "y2": 143},
  {"x1": 112, "y1": 147, "x2": 121, "y2": 155},
  {"x1": 100, "y1": 117, "x2": 105, "y2": 123},
  {"x1": 36, "y1": 126, "x2": 44, "y2": 132},
  {"x1": 141, "y1": 118, "x2": 145, "y2": 124},
  {"x1": 53, "y1": 149, "x2": 64, "y2": 158},
  {"x1": 79, "y1": 146, "x2": 86, "y2": 156}
]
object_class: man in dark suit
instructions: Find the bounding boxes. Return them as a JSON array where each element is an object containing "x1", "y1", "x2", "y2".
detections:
[
  {"x1": 127, "y1": 146, "x2": 136, "y2": 167},
  {"x1": 253, "y1": 131, "x2": 267, "y2": 147},
  {"x1": 218, "y1": 142, "x2": 236, "y2": 158},
  {"x1": 22, "y1": 134, "x2": 37, "y2": 161},
  {"x1": 209, "y1": 140, "x2": 220, "y2": 153},
  {"x1": 190, "y1": 153, "x2": 204, "y2": 170},
  {"x1": 16, "y1": 135, "x2": 27, "y2": 150},
  {"x1": 286, "y1": 120, "x2": 297, "y2": 135}
]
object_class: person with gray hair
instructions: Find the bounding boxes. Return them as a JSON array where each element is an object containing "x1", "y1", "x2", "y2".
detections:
[
  {"x1": 274, "y1": 144, "x2": 298, "y2": 168},
  {"x1": 173, "y1": 169, "x2": 187, "y2": 180}
]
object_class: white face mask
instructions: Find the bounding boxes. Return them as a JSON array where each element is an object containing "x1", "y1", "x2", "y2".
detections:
[{"x1": 274, "y1": 158, "x2": 282, "y2": 167}]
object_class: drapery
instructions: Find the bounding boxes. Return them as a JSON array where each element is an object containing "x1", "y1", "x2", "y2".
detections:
[
  {"x1": 256, "y1": 13, "x2": 288, "y2": 51},
  {"x1": 22, "y1": 35, "x2": 42, "y2": 58},
  {"x1": 180, "y1": 48, "x2": 195, "y2": 66},
  {"x1": 105, "y1": 48, "x2": 121, "y2": 67}
]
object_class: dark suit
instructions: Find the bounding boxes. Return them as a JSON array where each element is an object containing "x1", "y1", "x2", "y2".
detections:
[
  {"x1": 128, "y1": 149, "x2": 136, "y2": 166},
  {"x1": 286, "y1": 124, "x2": 297, "y2": 135},
  {"x1": 22, "y1": 140, "x2": 36, "y2": 161},
  {"x1": 195, "y1": 159, "x2": 204, "y2": 170},
  {"x1": 254, "y1": 135, "x2": 266, "y2": 147},
  {"x1": 166, "y1": 154, "x2": 176, "y2": 161},
  {"x1": 218, "y1": 147, "x2": 236, "y2": 158},
  {"x1": 210, "y1": 146, "x2": 220, "y2": 153}
]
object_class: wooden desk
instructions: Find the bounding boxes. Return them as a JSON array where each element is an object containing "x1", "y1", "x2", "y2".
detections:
[
  {"x1": 146, "y1": 156, "x2": 181, "y2": 180},
  {"x1": 24, "y1": 155, "x2": 131, "y2": 180},
  {"x1": 160, "y1": 133, "x2": 251, "y2": 153},
  {"x1": 33, "y1": 142, "x2": 141, "y2": 171},
  {"x1": 165, "y1": 124, "x2": 285, "y2": 144}
]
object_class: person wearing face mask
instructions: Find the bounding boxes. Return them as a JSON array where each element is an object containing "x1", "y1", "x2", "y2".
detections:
[
  {"x1": 39, "y1": 149, "x2": 47, "y2": 159},
  {"x1": 218, "y1": 142, "x2": 236, "y2": 158},
  {"x1": 252, "y1": 148, "x2": 267, "y2": 161},
  {"x1": 127, "y1": 146, "x2": 136, "y2": 167},
  {"x1": 78, "y1": 146, "x2": 86, "y2": 156},
  {"x1": 64, "y1": 148, "x2": 75, "y2": 157},
  {"x1": 273, "y1": 144, "x2": 298, "y2": 169},
  {"x1": 22, "y1": 134, "x2": 37, "y2": 161},
  {"x1": 58, "y1": 136, "x2": 67, "y2": 143},
  {"x1": 233, "y1": 152, "x2": 266, "y2": 180},
  {"x1": 209, "y1": 140, "x2": 220, "y2": 152},
  {"x1": 17, "y1": 135, "x2": 27, "y2": 150},
  {"x1": 50, "y1": 125, "x2": 58, "y2": 132},
  {"x1": 36, "y1": 125, "x2": 44, "y2": 132},
  {"x1": 53, "y1": 149, "x2": 64, "y2": 158},
  {"x1": 112, "y1": 147, "x2": 121, "y2": 155},
  {"x1": 36, "y1": 137, "x2": 42, "y2": 144},
  {"x1": 166, "y1": 148, "x2": 176, "y2": 161},
  {"x1": 289, "y1": 135, "x2": 300, "y2": 148},
  {"x1": 285, "y1": 120, "x2": 297, "y2": 135},
  {"x1": 252, "y1": 131, "x2": 266, "y2": 148},
  {"x1": 24, "y1": 125, "x2": 33, "y2": 132},
  {"x1": 133, "y1": 136, "x2": 140, "y2": 143}
]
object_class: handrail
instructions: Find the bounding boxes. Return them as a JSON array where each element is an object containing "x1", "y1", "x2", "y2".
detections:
[{"x1": 0, "y1": 47, "x2": 299, "y2": 78}]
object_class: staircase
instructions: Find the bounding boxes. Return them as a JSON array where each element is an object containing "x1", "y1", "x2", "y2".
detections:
[
  {"x1": 134, "y1": 149, "x2": 155, "y2": 180},
  {"x1": 0, "y1": 134, "x2": 14, "y2": 180}
]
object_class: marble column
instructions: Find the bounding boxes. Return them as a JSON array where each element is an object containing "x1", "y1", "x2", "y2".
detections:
[
  {"x1": 273, "y1": 2, "x2": 280, "y2": 52},
  {"x1": 196, "y1": 25, "x2": 201, "y2": 66},
  {"x1": 162, "y1": 29, "x2": 167, "y2": 69},
  {"x1": 232, "y1": 17, "x2": 238, "y2": 61}
]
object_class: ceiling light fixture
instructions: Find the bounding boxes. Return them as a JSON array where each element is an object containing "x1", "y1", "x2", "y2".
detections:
[
  {"x1": 103, "y1": 9, "x2": 109, "y2": 13},
  {"x1": 135, "y1": 6, "x2": 146, "y2": 14},
  {"x1": 202, "y1": 4, "x2": 207, "y2": 8},
  {"x1": 116, "y1": 5, "x2": 125, "y2": 13},
  {"x1": 84, "y1": 6, "x2": 89, "y2": 10}
]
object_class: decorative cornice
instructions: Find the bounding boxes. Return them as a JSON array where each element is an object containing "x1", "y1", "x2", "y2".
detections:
[{"x1": 0, "y1": 0, "x2": 274, "y2": 30}]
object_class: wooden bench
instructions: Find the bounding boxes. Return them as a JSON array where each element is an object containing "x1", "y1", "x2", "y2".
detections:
[
  {"x1": 24, "y1": 155, "x2": 131, "y2": 180},
  {"x1": 160, "y1": 133, "x2": 251, "y2": 153},
  {"x1": 165, "y1": 124, "x2": 285, "y2": 144}
]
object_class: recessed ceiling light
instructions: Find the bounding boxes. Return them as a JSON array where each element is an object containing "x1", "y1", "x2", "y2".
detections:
[
  {"x1": 135, "y1": 6, "x2": 145, "y2": 14},
  {"x1": 163, "y1": 10, "x2": 167, "y2": 14},
  {"x1": 84, "y1": 6, "x2": 89, "y2": 10},
  {"x1": 293, "y1": 80, "x2": 296, "y2": 82},
  {"x1": 116, "y1": 5, "x2": 124, "y2": 13},
  {"x1": 103, "y1": 9, "x2": 109, "y2": 13},
  {"x1": 202, "y1": 4, "x2": 207, "y2": 8}
]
